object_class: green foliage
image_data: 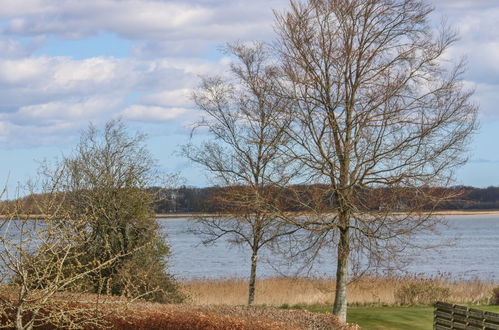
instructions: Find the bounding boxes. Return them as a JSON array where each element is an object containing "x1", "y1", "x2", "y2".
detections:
[
  {"x1": 111, "y1": 239, "x2": 185, "y2": 303},
  {"x1": 394, "y1": 281, "x2": 450, "y2": 306},
  {"x1": 39, "y1": 120, "x2": 184, "y2": 303}
]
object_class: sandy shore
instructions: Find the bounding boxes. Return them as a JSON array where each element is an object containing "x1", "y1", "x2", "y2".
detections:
[
  {"x1": 155, "y1": 213, "x2": 214, "y2": 218},
  {"x1": 3, "y1": 210, "x2": 498, "y2": 220},
  {"x1": 155, "y1": 210, "x2": 499, "y2": 219},
  {"x1": 430, "y1": 210, "x2": 499, "y2": 215}
]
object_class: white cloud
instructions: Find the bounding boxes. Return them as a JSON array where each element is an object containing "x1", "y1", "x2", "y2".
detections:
[
  {"x1": 436, "y1": 0, "x2": 498, "y2": 10},
  {"x1": 0, "y1": 37, "x2": 39, "y2": 58},
  {"x1": 0, "y1": 0, "x2": 55, "y2": 18},
  {"x1": 471, "y1": 82, "x2": 499, "y2": 120},
  {"x1": 0, "y1": 119, "x2": 80, "y2": 148},
  {"x1": 0, "y1": 53, "x2": 229, "y2": 146},
  {"x1": 430, "y1": 1, "x2": 499, "y2": 121},
  {"x1": 0, "y1": 0, "x2": 288, "y2": 57},
  {"x1": 0, "y1": 56, "x2": 136, "y2": 93},
  {"x1": 0, "y1": 0, "x2": 497, "y2": 150},
  {"x1": 0, "y1": 58, "x2": 48, "y2": 85},
  {"x1": 142, "y1": 89, "x2": 193, "y2": 108},
  {"x1": 13, "y1": 97, "x2": 121, "y2": 124},
  {"x1": 122, "y1": 105, "x2": 187, "y2": 123},
  {"x1": 0, "y1": 54, "x2": 226, "y2": 109},
  {"x1": 1, "y1": 1, "x2": 223, "y2": 39}
]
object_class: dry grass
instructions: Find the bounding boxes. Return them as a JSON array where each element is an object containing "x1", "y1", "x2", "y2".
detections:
[
  {"x1": 0, "y1": 287, "x2": 356, "y2": 329},
  {"x1": 182, "y1": 276, "x2": 497, "y2": 306}
]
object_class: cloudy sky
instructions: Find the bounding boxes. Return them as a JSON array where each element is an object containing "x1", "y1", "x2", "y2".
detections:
[{"x1": 0, "y1": 0, "x2": 498, "y2": 189}]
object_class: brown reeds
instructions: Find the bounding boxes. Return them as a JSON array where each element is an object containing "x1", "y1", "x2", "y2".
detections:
[{"x1": 182, "y1": 276, "x2": 497, "y2": 306}]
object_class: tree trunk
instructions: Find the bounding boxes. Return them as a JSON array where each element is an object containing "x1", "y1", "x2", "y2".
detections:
[
  {"x1": 332, "y1": 225, "x2": 349, "y2": 322},
  {"x1": 248, "y1": 251, "x2": 258, "y2": 305},
  {"x1": 15, "y1": 306, "x2": 26, "y2": 330},
  {"x1": 15, "y1": 311, "x2": 23, "y2": 330}
]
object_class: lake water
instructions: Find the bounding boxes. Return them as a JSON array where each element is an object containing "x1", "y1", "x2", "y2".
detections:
[{"x1": 160, "y1": 214, "x2": 499, "y2": 281}]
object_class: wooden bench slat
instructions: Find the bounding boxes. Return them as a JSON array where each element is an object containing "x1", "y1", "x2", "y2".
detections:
[
  {"x1": 435, "y1": 318, "x2": 452, "y2": 327},
  {"x1": 434, "y1": 302, "x2": 499, "y2": 330},
  {"x1": 484, "y1": 322, "x2": 499, "y2": 330},
  {"x1": 435, "y1": 310, "x2": 453, "y2": 320},
  {"x1": 434, "y1": 325, "x2": 452, "y2": 330}
]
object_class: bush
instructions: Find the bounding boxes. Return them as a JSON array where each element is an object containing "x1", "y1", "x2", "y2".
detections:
[
  {"x1": 36, "y1": 120, "x2": 185, "y2": 304},
  {"x1": 112, "y1": 244, "x2": 186, "y2": 303},
  {"x1": 395, "y1": 280, "x2": 450, "y2": 305},
  {"x1": 491, "y1": 287, "x2": 499, "y2": 305}
]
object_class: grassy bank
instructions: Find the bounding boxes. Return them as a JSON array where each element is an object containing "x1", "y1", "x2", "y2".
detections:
[
  {"x1": 182, "y1": 276, "x2": 497, "y2": 306},
  {"x1": 281, "y1": 304, "x2": 499, "y2": 330},
  {"x1": 182, "y1": 276, "x2": 498, "y2": 329},
  {"x1": 284, "y1": 305, "x2": 434, "y2": 330}
]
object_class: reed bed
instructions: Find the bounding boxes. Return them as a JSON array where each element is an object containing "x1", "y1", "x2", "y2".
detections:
[{"x1": 182, "y1": 276, "x2": 497, "y2": 306}]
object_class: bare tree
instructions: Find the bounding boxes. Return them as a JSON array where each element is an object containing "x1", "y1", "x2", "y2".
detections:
[
  {"x1": 0, "y1": 180, "x2": 129, "y2": 329},
  {"x1": 50, "y1": 120, "x2": 183, "y2": 303},
  {"x1": 0, "y1": 120, "x2": 183, "y2": 329},
  {"x1": 274, "y1": 0, "x2": 478, "y2": 321},
  {"x1": 184, "y1": 43, "x2": 300, "y2": 305}
]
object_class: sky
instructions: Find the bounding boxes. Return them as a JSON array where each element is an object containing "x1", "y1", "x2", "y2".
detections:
[{"x1": 0, "y1": 0, "x2": 498, "y2": 190}]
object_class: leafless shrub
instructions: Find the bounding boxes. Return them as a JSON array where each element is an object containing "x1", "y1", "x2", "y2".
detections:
[
  {"x1": 491, "y1": 287, "x2": 499, "y2": 305},
  {"x1": 0, "y1": 120, "x2": 183, "y2": 329},
  {"x1": 0, "y1": 183, "x2": 122, "y2": 329},
  {"x1": 394, "y1": 280, "x2": 450, "y2": 305}
]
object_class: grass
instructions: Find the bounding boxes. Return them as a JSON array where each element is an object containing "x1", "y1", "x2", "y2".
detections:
[
  {"x1": 464, "y1": 305, "x2": 499, "y2": 313},
  {"x1": 281, "y1": 304, "x2": 499, "y2": 330},
  {"x1": 279, "y1": 304, "x2": 433, "y2": 329},
  {"x1": 183, "y1": 277, "x2": 498, "y2": 329},
  {"x1": 348, "y1": 306, "x2": 433, "y2": 330}
]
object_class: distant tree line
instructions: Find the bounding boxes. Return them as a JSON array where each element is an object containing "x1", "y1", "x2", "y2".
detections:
[
  {"x1": 151, "y1": 185, "x2": 499, "y2": 214},
  {"x1": 4, "y1": 185, "x2": 499, "y2": 216}
]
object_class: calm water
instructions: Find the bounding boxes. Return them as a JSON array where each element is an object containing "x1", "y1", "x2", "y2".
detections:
[{"x1": 160, "y1": 215, "x2": 499, "y2": 281}]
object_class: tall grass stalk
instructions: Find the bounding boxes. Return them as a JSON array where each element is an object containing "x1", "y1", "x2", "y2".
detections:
[{"x1": 182, "y1": 276, "x2": 496, "y2": 306}]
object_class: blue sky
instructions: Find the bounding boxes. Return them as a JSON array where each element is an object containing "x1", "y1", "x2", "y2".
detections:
[{"x1": 0, "y1": 0, "x2": 498, "y2": 190}]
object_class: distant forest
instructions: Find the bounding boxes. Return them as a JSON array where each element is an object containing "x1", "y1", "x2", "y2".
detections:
[
  {"x1": 4, "y1": 185, "x2": 499, "y2": 215},
  {"x1": 152, "y1": 185, "x2": 499, "y2": 214}
]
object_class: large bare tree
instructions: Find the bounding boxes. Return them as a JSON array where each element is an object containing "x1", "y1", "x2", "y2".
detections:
[
  {"x1": 184, "y1": 43, "x2": 299, "y2": 305},
  {"x1": 274, "y1": 0, "x2": 478, "y2": 321}
]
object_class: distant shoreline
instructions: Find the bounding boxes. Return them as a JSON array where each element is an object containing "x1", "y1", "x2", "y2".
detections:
[
  {"x1": 155, "y1": 209, "x2": 499, "y2": 219},
  {"x1": 2, "y1": 210, "x2": 498, "y2": 220},
  {"x1": 430, "y1": 210, "x2": 499, "y2": 215}
]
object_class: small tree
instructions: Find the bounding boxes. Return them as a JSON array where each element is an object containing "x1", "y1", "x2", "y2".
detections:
[
  {"x1": 0, "y1": 121, "x2": 184, "y2": 329},
  {"x1": 40, "y1": 120, "x2": 183, "y2": 303},
  {"x1": 274, "y1": 0, "x2": 478, "y2": 321},
  {"x1": 185, "y1": 43, "x2": 299, "y2": 305},
  {"x1": 0, "y1": 181, "x2": 126, "y2": 329}
]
